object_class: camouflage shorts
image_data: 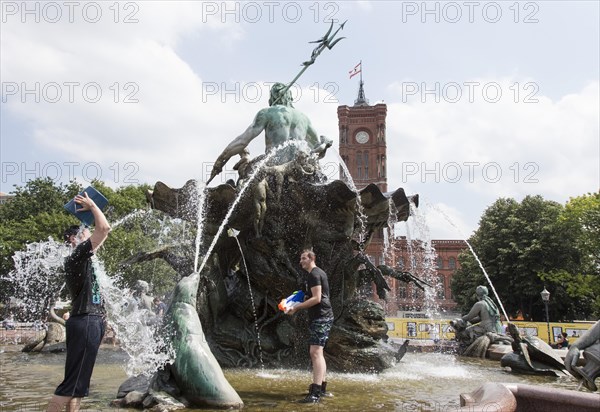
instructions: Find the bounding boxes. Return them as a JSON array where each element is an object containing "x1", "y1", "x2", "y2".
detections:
[{"x1": 308, "y1": 317, "x2": 334, "y2": 347}]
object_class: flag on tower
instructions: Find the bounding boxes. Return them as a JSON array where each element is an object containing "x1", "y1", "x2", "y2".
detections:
[{"x1": 349, "y1": 62, "x2": 362, "y2": 79}]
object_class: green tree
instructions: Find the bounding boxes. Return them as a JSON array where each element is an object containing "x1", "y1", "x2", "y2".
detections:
[
  {"x1": 562, "y1": 192, "x2": 600, "y2": 273},
  {"x1": 0, "y1": 179, "x2": 81, "y2": 293},
  {"x1": 0, "y1": 177, "x2": 81, "y2": 222},
  {"x1": 0, "y1": 178, "x2": 180, "y2": 306},
  {"x1": 540, "y1": 193, "x2": 600, "y2": 318},
  {"x1": 451, "y1": 195, "x2": 587, "y2": 322},
  {"x1": 90, "y1": 180, "x2": 180, "y2": 295}
]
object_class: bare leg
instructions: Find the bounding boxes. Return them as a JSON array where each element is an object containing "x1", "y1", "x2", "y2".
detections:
[
  {"x1": 309, "y1": 345, "x2": 326, "y2": 385},
  {"x1": 46, "y1": 395, "x2": 72, "y2": 412},
  {"x1": 322, "y1": 357, "x2": 327, "y2": 385},
  {"x1": 66, "y1": 397, "x2": 81, "y2": 412}
]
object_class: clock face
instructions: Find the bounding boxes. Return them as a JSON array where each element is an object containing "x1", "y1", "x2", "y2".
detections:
[{"x1": 355, "y1": 131, "x2": 369, "y2": 144}]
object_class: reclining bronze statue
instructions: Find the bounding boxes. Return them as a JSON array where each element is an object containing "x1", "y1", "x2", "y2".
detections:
[{"x1": 451, "y1": 285, "x2": 512, "y2": 358}]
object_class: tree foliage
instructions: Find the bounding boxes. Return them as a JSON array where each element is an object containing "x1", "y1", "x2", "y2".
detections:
[
  {"x1": 451, "y1": 194, "x2": 597, "y2": 322},
  {"x1": 0, "y1": 178, "x2": 80, "y2": 291},
  {"x1": 539, "y1": 193, "x2": 600, "y2": 318},
  {"x1": 561, "y1": 192, "x2": 600, "y2": 273},
  {"x1": 0, "y1": 178, "x2": 181, "y2": 310}
]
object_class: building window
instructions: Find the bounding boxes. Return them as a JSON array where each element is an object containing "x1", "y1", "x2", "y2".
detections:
[
  {"x1": 341, "y1": 156, "x2": 350, "y2": 179},
  {"x1": 364, "y1": 152, "x2": 369, "y2": 179},
  {"x1": 357, "y1": 151, "x2": 362, "y2": 179},
  {"x1": 449, "y1": 257, "x2": 456, "y2": 269},
  {"x1": 437, "y1": 275, "x2": 445, "y2": 299},
  {"x1": 412, "y1": 286, "x2": 422, "y2": 299},
  {"x1": 397, "y1": 258, "x2": 405, "y2": 270},
  {"x1": 397, "y1": 285, "x2": 407, "y2": 299},
  {"x1": 381, "y1": 155, "x2": 386, "y2": 178},
  {"x1": 437, "y1": 257, "x2": 443, "y2": 269},
  {"x1": 341, "y1": 126, "x2": 348, "y2": 143}
]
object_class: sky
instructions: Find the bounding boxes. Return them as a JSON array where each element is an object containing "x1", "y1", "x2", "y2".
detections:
[{"x1": 1, "y1": 0, "x2": 599, "y2": 239}]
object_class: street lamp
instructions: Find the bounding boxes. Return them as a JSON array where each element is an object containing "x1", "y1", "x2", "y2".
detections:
[{"x1": 540, "y1": 287, "x2": 551, "y2": 344}]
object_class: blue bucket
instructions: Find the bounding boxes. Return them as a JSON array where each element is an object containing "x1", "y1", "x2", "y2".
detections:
[{"x1": 63, "y1": 186, "x2": 108, "y2": 226}]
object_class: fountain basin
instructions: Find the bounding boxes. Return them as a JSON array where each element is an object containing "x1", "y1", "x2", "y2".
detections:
[
  {"x1": 460, "y1": 382, "x2": 600, "y2": 412},
  {"x1": 1, "y1": 345, "x2": 592, "y2": 411}
]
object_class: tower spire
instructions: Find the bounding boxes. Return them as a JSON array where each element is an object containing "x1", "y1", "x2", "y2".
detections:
[{"x1": 354, "y1": 62, "x2": 369, "y2": 106}]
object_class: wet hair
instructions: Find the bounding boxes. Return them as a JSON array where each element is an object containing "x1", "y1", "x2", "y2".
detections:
[
  {"x1": 301, "y1": 249, "x2": 316, "y2": 261},
  {"x1": 63, "y1": 225, "x2": 80, "y2": 243}
]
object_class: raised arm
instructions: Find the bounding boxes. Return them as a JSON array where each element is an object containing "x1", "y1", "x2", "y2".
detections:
[
  {"x1": 208, "y1": 110, "x2": 268, "y2": 184},
  {"x1": 75, "y1": 192, "x2": 111, "y2": 252},
  {"x1": 305, "y1": 121, "x2": 332, "y2": 159}
]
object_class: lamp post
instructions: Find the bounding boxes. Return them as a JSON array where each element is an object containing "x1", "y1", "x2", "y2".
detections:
[{"x1": 540, "y1": 287, "x2": 551, "y2": 344}]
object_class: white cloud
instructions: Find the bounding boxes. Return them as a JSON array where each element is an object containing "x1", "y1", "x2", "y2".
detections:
[
  {"x1": 385, "y1": 79, "x2": 599, "y2": 203},
  {"x1": 1, "y1": 2, "x2": 247, "y2": 186},
  {"x1": 1, "y1": 3, "x2": 597, "y2": 240},
  {"x1": 353, "y1": 2, "x2": 374, "y2": 12}
]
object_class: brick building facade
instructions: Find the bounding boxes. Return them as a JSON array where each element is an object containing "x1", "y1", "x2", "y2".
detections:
[
  {"x1": 338, "y1": 81, "x2": 466, "y2": 316},
  {"x1": 381, "y1": 238, "x2": 465, "y2": 316},
  {"x1": 337, "y1": 80, "x2": 388, "y2": 264}
]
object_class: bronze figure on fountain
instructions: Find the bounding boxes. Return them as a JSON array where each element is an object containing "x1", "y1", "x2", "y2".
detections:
[
  {"x1": 116, "y1": 21, "x2": 426, "y2": 409},
  {"x1": 451, "y1": 285, "x2": 512, "y2": 358},
  {"x1": 207, "y1": 82, "x2": 332, "y2": 186},
  {"x1": 145, "y1": 85, "x2": 421, "y2": 372}
]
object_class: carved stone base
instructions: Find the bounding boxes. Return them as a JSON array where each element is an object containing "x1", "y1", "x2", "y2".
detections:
[
  {"x1": 460, "y1": 383, "x2": 600, "y2": 412},
  {"x1": 574, "y1": 344, "x2": 600, "y2": 391}
]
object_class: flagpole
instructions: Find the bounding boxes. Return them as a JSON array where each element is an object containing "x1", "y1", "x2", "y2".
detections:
[
  {"x1": 353, "y1": 60, "x2": 367, "y2": 105},
  {"x1": 359, "y1": 60, "x2": 363, "y2": 84}
]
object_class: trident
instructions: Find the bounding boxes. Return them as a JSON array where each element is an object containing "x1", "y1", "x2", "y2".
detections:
[{"x1": 271, "y1": 20, "x2": 347, "y2": 105}]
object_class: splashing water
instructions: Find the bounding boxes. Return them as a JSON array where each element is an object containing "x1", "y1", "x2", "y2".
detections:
[
  {"x1": 3, "y1": 238, "x2": 71, "y2": 321},
  {"x1": 96, "y1": 262, "x2": 174, "y2": 376},
  {"x1": 105, "y1": 210, "x2": 178, "y2": 375},
  {"x1": 191, "y1": 141, "x2": 323, "y2": 367},
  {"x1": 110, "y1": 209, "x2": 150, "y2": 229},
  {"x1": 401, "y1": 214, "x2": 420, "y2": 309},
  {"x1": 6, "y1": 236, "x2": 174, "y2": 377},
  {"x1": 406, "y1": 200, "x2": 440, "y2": 319},
  {"x1": 383, "y1": 198, "x2": 400, "y2": 265},
  {"x1": 426, "y1": 202, "x2": 509, "y2": 322},
  {"x1": 331, "y1": 150, "x2": 369, "y2": 250},
  {"x1": 195, "y1": 141, "x2": 299, "y2": 275},
  {"x1": 229, "y1": 230, "x2": 265, "y2": 370},
  {"x1": 193, "y1": 180, "x2": 208, "y2": 273}
]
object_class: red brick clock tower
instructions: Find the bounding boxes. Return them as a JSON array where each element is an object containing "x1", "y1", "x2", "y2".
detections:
[{"x1": 338, "y1": 80, "x2": 388, "y2": 265}]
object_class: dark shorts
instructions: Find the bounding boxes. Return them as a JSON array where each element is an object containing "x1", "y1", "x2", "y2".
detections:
[
  {"x1": 308, "y1": 317, "x2": 334, "y2": 347},
  {"x1": 55, "y1": 314, "x2": 105, "y2": 397}
]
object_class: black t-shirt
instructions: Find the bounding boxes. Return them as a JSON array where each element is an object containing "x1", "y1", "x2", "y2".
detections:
[
  {"x1": 305, "y1": 267, "x2": 333, "y2": 322},
  {"x1": 64, "y1": 239, "x2": 103, "y2": 316}
]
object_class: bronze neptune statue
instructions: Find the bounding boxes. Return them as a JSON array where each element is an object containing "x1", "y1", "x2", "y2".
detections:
[{"x1": 115, "y1": 22, "x2": 425, "y2": 409}]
